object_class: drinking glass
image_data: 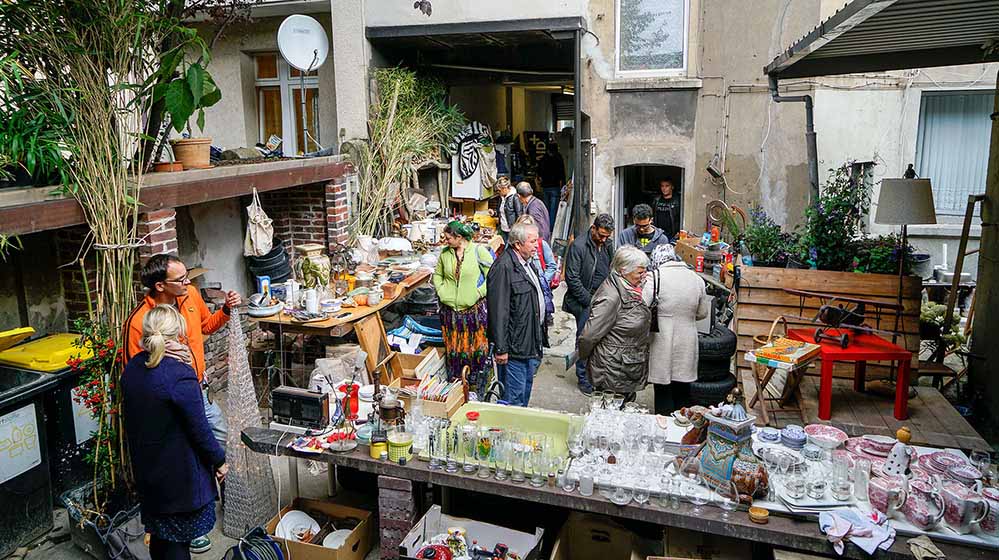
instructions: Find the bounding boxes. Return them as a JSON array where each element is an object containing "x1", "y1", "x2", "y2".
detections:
[
  {"x1": 567, "y1": 414, "x2": 585, "y2": 457},
  {"x1": 717, "y1": 480, "x2": 739, "y2": 520},
  {"x1": 511, "y1": 432, "x2": 527, "y2": 483},
  {"x1": 785, "y1": 474, "x2": 807, "y2": 500},
  {"x1": 444, "y1": 428, "x2": 460, "y2": 474},
  {"x1": 491, "y1": 432, "x2": 509, "y2": 481},
  {"x1": 590, "y1": 391, "x2": 606, "y2": 412},
  {"x1": 807, "y1": 477, "x2": 828, "y2": 500},
  {"x1": 609, "y1": 392, "x2": 625, "y2": 411},
  {"x1": 529, "y1": 433, "x2": 548, "y2": 488},
  {"x1": 854, "y1": 457, "x2": 871, "y2": 502},
  {"x1": 831, "y1": 453, "x2": 852, "y2": 501},
  {"x1": 476, "y1": 428, "x2": 496, "y2": 478},
  {"x1": 634, "y1": 484, "x2": 650, "y2": 505},
  {"x1": 971, "y1": 451, "x2": 991, "y2": 476},
  {"x1": 560, "y1": 466, "x2": 577, "y2": 493},
  {"x1": 609, "y1": 483, "x2": 633, "y2": 506},
  {"x1": 579, "y1": 467, "x2": 595, "y2": 497},
  {"x1": 428, "y1": 423, "x2": 443, "y2": 470},
  {"x1": 461, "y1": 425, "x2": 478, "y2": 473}
]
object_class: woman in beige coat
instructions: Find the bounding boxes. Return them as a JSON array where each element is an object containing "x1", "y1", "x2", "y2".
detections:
[{"x1": 643, "y1": 244, "x2": 712, "y2": 415}]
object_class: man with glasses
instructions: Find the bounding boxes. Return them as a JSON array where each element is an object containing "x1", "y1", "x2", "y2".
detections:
[
  {"x1": 617, "y1": 203, "x2": 670, "y2": 258},
  {"x1": 122, "y1": 254, "x2": 240, "y2": 554},
  {"x1": 562, "y1": 213, "x2": 615, "y2": 395}
]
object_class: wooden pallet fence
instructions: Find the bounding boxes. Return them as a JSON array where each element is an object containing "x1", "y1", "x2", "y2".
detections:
[{"x1": 734, "y1": 266, "x2": 922, "y2": 380}]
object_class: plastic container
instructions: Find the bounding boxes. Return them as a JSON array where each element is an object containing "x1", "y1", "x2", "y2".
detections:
[
  {"x1": 0, "y1": 365, "x2": 54, "y2": 558},
  {"x1": 0, "y1": 333, "x2": 97, "y2": 495}
]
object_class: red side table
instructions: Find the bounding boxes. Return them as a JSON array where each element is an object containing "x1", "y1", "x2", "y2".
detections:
[{"x1": 786, "y1": 328, "x2": 912, "y2": 421}]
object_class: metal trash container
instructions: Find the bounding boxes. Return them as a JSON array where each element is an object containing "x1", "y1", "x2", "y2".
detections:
[
  {"x1": 0, "y1": 329, "x2": 55, "y2": 557},
  {"x1": 0, "y1": 332, "x2": 97, "y2": 496}
]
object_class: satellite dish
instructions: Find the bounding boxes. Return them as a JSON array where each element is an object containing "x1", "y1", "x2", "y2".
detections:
[{"x1": 277, "y1": 15, "x2": 329, "y2": 72}]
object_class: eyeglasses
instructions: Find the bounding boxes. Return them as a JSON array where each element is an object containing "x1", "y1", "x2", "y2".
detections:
[
  {"x1": 635, "y1": 222, "x2": 655, "y2": 233},
  {"x1": 165, "y1": 274, "x2": 189, "y2": 284}
]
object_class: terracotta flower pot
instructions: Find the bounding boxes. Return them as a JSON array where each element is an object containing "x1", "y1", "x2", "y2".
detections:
[
  {"x1": 153, "y1": 161, "x2": 184, "y2": 172},
  {"x1": 170, "y1": 138, "x2": 212, "y2": 170}
]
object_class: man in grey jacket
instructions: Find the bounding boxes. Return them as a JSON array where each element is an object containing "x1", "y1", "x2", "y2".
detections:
[
  {"x1": 517, "y1": 181, "x2": 551, "y2": 242},
  {"x1": 563, "y1": 213, "x2": 615, "y2": 395},
  {"x1": 618, "y1": 203, "x2": 670, "y2": 258}
]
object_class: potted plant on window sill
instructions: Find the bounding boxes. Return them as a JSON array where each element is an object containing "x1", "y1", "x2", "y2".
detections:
[{"x1": 158, "y1": 60, "x2": 222, "y2": 170}]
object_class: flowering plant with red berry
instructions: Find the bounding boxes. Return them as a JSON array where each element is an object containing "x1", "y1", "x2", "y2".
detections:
[{"x1": 69, "y1": 317, "x2": 126, "y2": 491}]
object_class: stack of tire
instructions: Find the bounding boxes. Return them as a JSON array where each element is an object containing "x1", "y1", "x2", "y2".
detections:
[
  {"x1": 246, "y1": 238, "x2": 292, "y2": 283},
  {"x1": 690, "y1": 324, "x2": 739, "y2": 406}
]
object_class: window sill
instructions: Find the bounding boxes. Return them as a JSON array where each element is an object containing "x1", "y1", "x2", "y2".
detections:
[{"x1": 605, "y1": 77, "x2": 703, "y2": 92}]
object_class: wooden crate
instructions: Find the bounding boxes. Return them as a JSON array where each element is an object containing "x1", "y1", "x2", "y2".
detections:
[
  {"x1": 388, "y1": 377, "x2": 466, "y2": 418},
  {"x1": 734, "y1": 266, "x2": 921, "y2": 380}
]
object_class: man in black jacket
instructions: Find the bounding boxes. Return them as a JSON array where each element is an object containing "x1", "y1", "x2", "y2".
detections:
[
  {"x1": 487, "y1": 221, "x2": 548, "y2": 406},
  {"x1": 563, "y1": 213, "x2": 615, "y2": 395}
]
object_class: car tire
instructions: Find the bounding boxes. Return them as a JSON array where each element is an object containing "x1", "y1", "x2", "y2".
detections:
[
  {"x1": 698, "y1": 324, "x2": 737, "y2": 360},
  {"x1": 690, "y1": 375, "x2": 738, "y2": 406},
  {"x1": 697, "y1": 357, "x2": 732, "y2": 382}
]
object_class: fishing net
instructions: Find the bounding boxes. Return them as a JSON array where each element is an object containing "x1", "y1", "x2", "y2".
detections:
[{"x1": 222, "y1": 307, "x2": 278, "y2": 538}]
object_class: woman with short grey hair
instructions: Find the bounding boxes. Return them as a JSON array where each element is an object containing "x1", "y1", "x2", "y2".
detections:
[{"x1": 577, "y1": 245, "x2": 651, "y2": 402}]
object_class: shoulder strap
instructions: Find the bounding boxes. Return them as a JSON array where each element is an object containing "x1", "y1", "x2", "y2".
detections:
[{"x1": 537, "y1": 239, "x2": 546, "y2": 269}]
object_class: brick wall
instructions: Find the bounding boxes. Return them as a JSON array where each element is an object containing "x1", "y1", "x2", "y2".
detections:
[
  {"x1": 326, "y1": 179, "x2": 350, "y2": 248},
  {"x1": 260, "y1": 183, "x2": 328, "y2": 251},
  {"x1": 56, "y1": 225, "x2": 97, "y2": 326}
]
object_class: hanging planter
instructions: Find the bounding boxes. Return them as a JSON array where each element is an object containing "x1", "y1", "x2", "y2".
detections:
[{"x1": 169, "y1": 137, "x2": 212, "y2": 170}]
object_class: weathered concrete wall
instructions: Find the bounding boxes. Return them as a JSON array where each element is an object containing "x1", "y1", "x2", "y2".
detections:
[
  {"x1": 331, "y1": 0, "x2": 372, "y2": 141},
  {"x1": 364, "y1": 0, "x2": 585, "y2": 27},
  {"x1": 0, "y1": 232, "x2": 68, "y2": 335},
  {"x1": 199, "y1": 15, "x2": 337, "y2": 152},
  {"x1": 176, "y1": 199, "x2": 253, "y2": 296},
  {"x1": 580, "y1": 0, "x2": 820, "y2": 230}
]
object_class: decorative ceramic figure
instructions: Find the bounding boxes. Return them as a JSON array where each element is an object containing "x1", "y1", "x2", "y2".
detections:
[
  {"x1": 882, "y1": 427, "x2": 915, "y2": 478},
  {"x1": 678, "y1": 389, "x2": 769, "y2": 503}
]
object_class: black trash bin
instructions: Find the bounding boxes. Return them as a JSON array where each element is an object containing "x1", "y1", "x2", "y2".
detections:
[
  {"x1": 0, "y1": 366, "x2": 55, "y2": 558},
  {"x1": 0, "y1": 333, "x2": 97, "y2": 496}
]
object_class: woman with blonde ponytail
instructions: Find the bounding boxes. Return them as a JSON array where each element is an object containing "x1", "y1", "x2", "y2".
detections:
[{"x1": 122, "y1": 305, "x2": 227, "y2": 560}]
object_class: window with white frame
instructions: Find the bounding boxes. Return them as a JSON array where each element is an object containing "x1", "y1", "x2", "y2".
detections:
[
  {"x1": 914, "y1": 91, "x2": 994, "y2": 215},
  {"x1": 254, "y1": 53, "x2": 320, "y2": 155},
  {"x1": 616, "y1": 0, "x2": 688, "y2": 76}
]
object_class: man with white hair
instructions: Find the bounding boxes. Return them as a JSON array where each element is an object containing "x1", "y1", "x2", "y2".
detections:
[
  {"x1": 516, "y1": 181, "x2": 551, "y2": 242},
  {"x1": 487, "y1": 221, "x2": 548, "y2": 406}
]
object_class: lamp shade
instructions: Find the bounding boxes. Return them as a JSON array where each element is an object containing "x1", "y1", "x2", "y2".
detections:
[{"x1": 875, "y1": 178, "x2": 937, "y2": 225}]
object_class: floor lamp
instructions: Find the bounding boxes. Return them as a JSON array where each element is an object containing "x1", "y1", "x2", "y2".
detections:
[{"x1": 874, "y1": 176, "x2": 936, "y2": 393}]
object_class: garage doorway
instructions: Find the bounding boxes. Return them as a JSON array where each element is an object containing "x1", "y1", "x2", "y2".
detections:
[{"x1": 615, "y1": 164, "x2": 683, "y2": 233}]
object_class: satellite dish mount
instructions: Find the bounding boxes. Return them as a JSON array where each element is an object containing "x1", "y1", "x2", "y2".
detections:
[{"x1": 277, "y1": 15, "x2": 330, "y2": 155}]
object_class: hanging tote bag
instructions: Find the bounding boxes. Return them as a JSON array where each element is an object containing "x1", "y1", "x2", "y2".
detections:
[{"x1": 244, "y1": 188, "x2": 274, "y2": 257}]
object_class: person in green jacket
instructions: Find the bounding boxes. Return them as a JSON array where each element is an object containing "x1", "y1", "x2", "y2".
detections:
[{"x1": 433, "y1": 221, "x2": 494, "y2": 381}]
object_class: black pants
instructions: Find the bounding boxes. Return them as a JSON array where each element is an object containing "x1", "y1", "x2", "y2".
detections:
[
  {"x1": 654, "y1": 382, "x2": 691, "y2": 416},
  {"x1": 150, "y1": 536, "x2": 191, "y2": 560}
]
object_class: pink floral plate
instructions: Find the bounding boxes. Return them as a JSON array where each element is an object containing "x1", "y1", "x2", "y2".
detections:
[
  {"x1": 804, "y1": 424, "x2": 848, "y2": 448},
  {"x1": 918, "y1": 453, "x2": 947, "y2": 474},
  {"x1": 846, "y1": 437, "x2": 890, "y2": 458},
  {"x1": 929, "y1": 451, "x2": 967, "y2": 471}
]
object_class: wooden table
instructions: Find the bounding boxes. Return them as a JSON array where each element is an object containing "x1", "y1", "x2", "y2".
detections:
[
  {"x1": 241, "y1": 427, "x2": 994, "y2": 560},
  {"x1": 250, "y1": 269, "x2": 432, "y2": 338},
  {"x1": 788, "y1": 328, "x2": 912, "y2": 421}
]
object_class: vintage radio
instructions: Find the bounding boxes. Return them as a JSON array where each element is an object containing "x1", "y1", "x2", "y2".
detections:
[{"x1": 271, "y1": 386, "x2": 329, "y2": 429}]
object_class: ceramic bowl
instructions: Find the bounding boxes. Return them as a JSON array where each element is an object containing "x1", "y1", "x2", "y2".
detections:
[
  {"x1": 804, "y1": 424, "x2": 848, "y2": 449},
  {"x1": 759, "y1": 427, "x2": 780, "y2": 443},
  {"x1": 947, "y1": 464, "x2": 982, "y2": 485},
  {"x1": 802, "y1": 444, "x2": 824, "y2": 461},
  {"x1": 861, "y1": 435, "x2": 896, "y2": 455},
  {"x1": 749, "y1": 506, "x2": 769, "y2": 524}
]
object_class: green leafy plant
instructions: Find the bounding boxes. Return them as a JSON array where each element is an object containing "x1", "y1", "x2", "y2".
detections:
[
  {"x1": 920, "y1": 302, "x2": 968, "y2": 352},
  {"x1": 155, "y1": 58, "x2": 222, "y2": 135},
  {"x1": 798, "y1": 162, "x2": 872, "y2": 271},
  {"x1": 743, "y1": 205, "x2": 798, "y2": 267},
  {"x1": 852, "y1": 234, "x2": 914, "y2": 275},
  {"x1": 67, "y1": 318, "x2": 123, "y2": 490}
]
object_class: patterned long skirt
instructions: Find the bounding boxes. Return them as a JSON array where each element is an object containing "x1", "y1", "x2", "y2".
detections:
[{"x1": 440, "y1": 298, "x2": 489, "y2": 382}]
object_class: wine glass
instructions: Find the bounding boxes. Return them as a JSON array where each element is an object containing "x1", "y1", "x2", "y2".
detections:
[
  {"x1": 717, "y1": 480, "x2": 739, "y2": 520},
  {"x1": 567, "y1": 414, "x2": 585, "y2": 458},
  {"x1": 970, "y1": 450, "x2": 991, "y2": 476},
  {"x1": 679, "y1": 455, "x2": 708, "y2": 514}
]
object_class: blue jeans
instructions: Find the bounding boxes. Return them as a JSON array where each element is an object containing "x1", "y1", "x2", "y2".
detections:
[
  {"x1": 574, "y1": 308, "x2": 592, "y2": 388},
  {"x1": 543, "y1": 187, "x2": 560, "y2": 229},
  {"x1": 498, "y1": 358, "x2": 540, "y2": 407},
  {"x1": 203, "y1": 387, "x2": 228, "y2": 449}
]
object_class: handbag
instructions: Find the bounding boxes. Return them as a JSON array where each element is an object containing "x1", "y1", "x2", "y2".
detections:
[
  {"x1": 536, "y1": 239, "x2": 560, "y2": 289},
  {"x1": 649, "y1": 268, "x2": 660, "y2": 333},
  {"x1": 243, "y1": 187, "x2": 274, "y2": 257}
]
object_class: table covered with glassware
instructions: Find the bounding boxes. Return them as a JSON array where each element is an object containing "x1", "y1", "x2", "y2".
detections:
[{"x1": 241, "y1": 394, "x2": 998, "y2": 560}]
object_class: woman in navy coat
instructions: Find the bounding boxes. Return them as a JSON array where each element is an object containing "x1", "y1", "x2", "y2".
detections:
[{"x1": 121, "y1": 305, "x2": 227, "y2": 560}]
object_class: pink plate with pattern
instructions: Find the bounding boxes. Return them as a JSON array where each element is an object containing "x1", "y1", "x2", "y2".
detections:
[
  {"x1": 804, "y1": 424, "x2": 848, "y2": 448},
  {"x1": 930, "y1": 451, "x2": 967, "y2": 471}
]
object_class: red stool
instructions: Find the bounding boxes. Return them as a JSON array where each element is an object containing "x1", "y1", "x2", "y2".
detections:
[{"x1": 787, "y1": 328, "x2": 912, "y2": 421}]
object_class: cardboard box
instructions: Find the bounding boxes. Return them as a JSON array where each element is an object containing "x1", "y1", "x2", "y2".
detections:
[
  {"x1": 399, "y1": 505, "x2": 543, "y2": 560},
  {"x1": 675, "y1": 237, "x2": 704, "y2": 268},
  {"x1": 653, "y1": 527, "x2": 751, "y2": 560},
  {"x1": 394, "y1": 348, "x2": 443, "y2": 381},
  {"x1": 388, "y1": 377, "x2": 466, "y2": 419},
  {"x1": 265, "y1": 498, "x2": 374, "y2": 560},
  {"x1": 551, "y1": 513, "x2": 661, "y2": 560}
]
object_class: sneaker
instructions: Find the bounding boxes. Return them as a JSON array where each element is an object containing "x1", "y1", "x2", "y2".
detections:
[
  {"x1": 578, "y1": 383, "x2": 593, "y2": 396},
  {"x1": 190, "y1": 536, "x2": 212, "y2": 554}
]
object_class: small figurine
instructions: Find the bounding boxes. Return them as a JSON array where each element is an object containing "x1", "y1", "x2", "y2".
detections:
[{"x1": 882, "y1": 427, "x2": 916, "y2": 478}]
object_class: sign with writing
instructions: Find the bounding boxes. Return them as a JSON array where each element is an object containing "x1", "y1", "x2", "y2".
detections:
[
  {"x1": 523, "y1": 131, "x2": 551, "y2": 164},
  {"x1": 0, "y1": 403, "x2": 42, "y2": 484}
]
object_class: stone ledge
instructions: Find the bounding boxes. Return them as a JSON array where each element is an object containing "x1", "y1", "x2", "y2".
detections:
[{"x1": 605, "y1": 77, "x2": 703, "y2": 92}]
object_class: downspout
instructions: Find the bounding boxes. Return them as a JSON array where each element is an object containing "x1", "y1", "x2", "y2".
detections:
[{"x1": 768, "y1": 75, "x2": 819, "y2": 204}]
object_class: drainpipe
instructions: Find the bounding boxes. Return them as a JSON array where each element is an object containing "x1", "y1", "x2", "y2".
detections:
[{"x1": 768, "y1": 75, "x2": 819, "y2": 204}]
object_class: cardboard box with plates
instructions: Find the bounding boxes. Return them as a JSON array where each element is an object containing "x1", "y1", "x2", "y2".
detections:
[
  {"x1": 399, "y1": 505, "x2": 543, "y2": 560},
  {"x1": 266, "y1": 498, "x2": 374, "y2": 560}
]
